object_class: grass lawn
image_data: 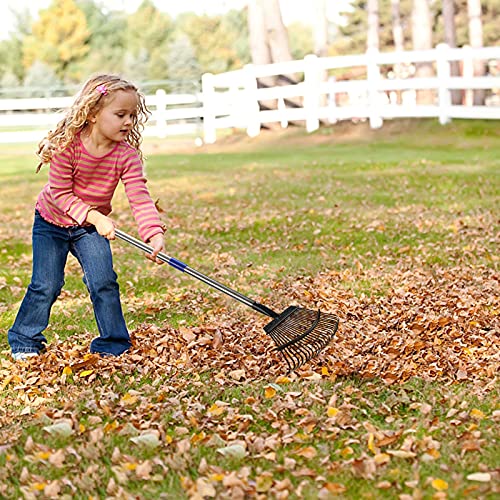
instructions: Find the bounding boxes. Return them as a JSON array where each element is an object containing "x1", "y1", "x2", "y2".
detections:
[{"x1": 0, "y1": 119, "x2": 498, "y2": 499}]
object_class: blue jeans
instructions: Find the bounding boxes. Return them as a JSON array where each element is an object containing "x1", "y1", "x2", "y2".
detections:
[{"x1": 8, "y1": 211, "x2": 131, "y2": 356}]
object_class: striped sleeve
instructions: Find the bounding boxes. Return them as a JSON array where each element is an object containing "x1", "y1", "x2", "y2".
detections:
[
  {"x1": 120, "y1": 150, "x2": 165, "y2": 242},
  {"x1": 48, "y1": 148, "x2": 92, "y2": 225}
]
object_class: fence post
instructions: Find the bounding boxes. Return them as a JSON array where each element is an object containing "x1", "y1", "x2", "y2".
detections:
[
  {"x1": 277, "y1": 98, "x2": 288, "y2": 128},
  {"x1": 201, "y1": 72, "x2": 217, "y2": 144},
  {"x1": 462, "y1": 45, "x2": 474, "y2": 106},
  {"x1": 243, "y1": 64, "x2": 261, "y2": 138},
  {"x1": 366, "y1": 48, "x2": 383, "y2": 129},
  {"x1": 304, "y1": 54, "x2": 320, "y2": 132},
  {"x1": 327, "y1": 76, "x2": 337, "y2": 124},
  {"x1": 436, "y1": 43, "x2": 452, "y2": 125},
  {"x1": 154, "y1": 89, "x2": 168, "y2": 138}
]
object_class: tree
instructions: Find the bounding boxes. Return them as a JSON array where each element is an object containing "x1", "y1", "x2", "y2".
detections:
[
  {"x1": 333, "y1": 0, "x2": 414, "y2": 55},
  {"x1": 247, "y1": 0, "x2": 294, "y2": 86},
  {"x1": 166, "y1": 34, "x2": 201, "y2": 92},
  {"x1": 467, "y1": 0, "x2": 486, "y2": 104},
  {"x1": 390, "y1": 0, "x2": 405, "y2": 103},
  {"x1": 313, "y1": 0, "x2": 328, "y2": 57},
  {"x1": 220, "y1": 9, "x2": 250, "y2": 67},
  {"x1": 367, "y1": 0, "x2": 380, "y2": 50},
  {"x1": 1, "y1": 7, "x2": 33, "y2": 83},
  {"x1": 248, "y1": 0, "x2": 272, "y2": 72},
  {"x1": 288, "y1": 22, "x2": 314, "y2": 61},
  {"x1": 442, "y1": 0, "x2": 462, "y2": 104},
  {"x1": 23, "y1": 61, "x2": 63, "y2": 97},
  {"x1": 0, "y1": 71, "x2": 21, "y2": 98},
  {"x1": 260, "y1": 0, "x2": 293, "y2": 65},
  {"x1": 178, "y1": 12, "x2": 245, "y2": 74},
  {"x1": 411, "y1": 0, "x2": 434, "y2": 104},
  {"x1": 76, "y1": 0, "x2": 127, "y2": 75},
  {"x1": 22, "y1": 0, "x2": 90, "y2": 82},
  {"x1": 126, "y1": 0, "x2": 173, "y2": 81},
  {"x1": 338, "y1": 0, "x2": 497, "y2": 55},
  {"x1": 391, "y1": 0, "x2": 404, "y2": 52}
]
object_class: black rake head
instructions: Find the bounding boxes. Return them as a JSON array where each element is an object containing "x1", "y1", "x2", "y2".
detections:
[{"x1": 264, "y1": 306, "x2": 339, "y2": 371}]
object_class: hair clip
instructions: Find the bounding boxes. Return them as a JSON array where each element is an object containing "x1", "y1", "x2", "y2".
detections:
[{"x1": 96, "y1": 84, "x2": 108, "y2": 96}]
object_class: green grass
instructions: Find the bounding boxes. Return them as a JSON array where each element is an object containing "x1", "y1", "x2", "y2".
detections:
[{"x1": 0, "y1": 119, "x2": 498, "y2": 498}]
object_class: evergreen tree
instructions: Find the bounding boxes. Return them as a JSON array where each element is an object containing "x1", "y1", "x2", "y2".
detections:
[
  {"x1": 333, "y1": 0, "x2": 414, "y2": 54},
  {"x1": 166, "y1": 34, "x2": 201, "y2": 92},
  {"x1": 23, "y1": 60, "x2": 63, "y2": 97},
  {"x1": 0, "y1": 71, "x2": 21, "y2": 98}
]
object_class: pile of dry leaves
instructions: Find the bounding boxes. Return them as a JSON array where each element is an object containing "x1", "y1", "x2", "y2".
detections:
[{"x1": 3, "y1": 263, "x2": 497, "y2": 386}]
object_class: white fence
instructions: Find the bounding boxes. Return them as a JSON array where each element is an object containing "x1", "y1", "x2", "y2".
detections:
[{"x1": 0, "y1": 44, "x2": 499, "y2": 145}]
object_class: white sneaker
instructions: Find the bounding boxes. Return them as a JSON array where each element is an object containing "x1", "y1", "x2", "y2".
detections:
[{"x1": 12, "y1": 352, "x2": 39, "y2": 361}]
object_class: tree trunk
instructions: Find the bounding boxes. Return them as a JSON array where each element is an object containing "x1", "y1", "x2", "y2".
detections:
[
  {"x1": 467, "y1": 0, "x2": 485, "y2": 105},
  {"x1": 247, "y1": 0, "x2": 273, "y2": 85},
  {"x1": 411, "y1": 0, "x2": 434, "y2": 104},
  {"x1": 247, "y1": 0, "x2": 297, "y2": 126},
  {"x1": 391, "y1": 0, "x2": 404, "y2": 104},
  {"x1": 313, "y1": 0, "x2": 328, "y2": 106},
  {"x1": 313, "y1": 0, "x2": 328, "y2": 57},
  {"x1": 391, "y1": 0, "x2": 404, "y2": 52},
  {"x1": 367, "y1": 0, "x2": 380, "y2": 51},
  {"x1": 442, "y1": 0, "x2": 462, "y2": 104},
  {"x1": 261, "y1": 0, "x2": 294, "y2": 70}
]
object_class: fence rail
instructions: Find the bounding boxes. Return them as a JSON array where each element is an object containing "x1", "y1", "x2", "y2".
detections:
[{"x1": 0, "y1": 44, "x2": 498, "y2": 145}]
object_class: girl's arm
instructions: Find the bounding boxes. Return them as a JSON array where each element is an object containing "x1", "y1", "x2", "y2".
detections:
[
  {"x1": 120, "y1": 151, "x2": 165, "y2": 243},
  {"x1": 48, "y1": 149, "x2": 93, "y2": 225}
]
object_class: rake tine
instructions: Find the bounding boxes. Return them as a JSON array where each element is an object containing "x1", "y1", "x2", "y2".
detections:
[{"x1": 265, "y1": 307, "x2": 339, "y2": 370}]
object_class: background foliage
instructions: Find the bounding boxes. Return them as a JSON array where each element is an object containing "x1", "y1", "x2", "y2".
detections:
[{"x1": 0, "y1": 0, "x2": 498, "y2": 95}]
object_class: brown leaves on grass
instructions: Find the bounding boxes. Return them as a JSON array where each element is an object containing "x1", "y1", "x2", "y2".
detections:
[
  {"x1": 0, "y1": 258, "x2": 498, "y2": 498},
  {"x1": 302, "y1": 264, "x2": 499, "y2": 384},
  {"x1": 4, "y1": 262, "x2": 496, "y2": 392},
  {"x1": 2, "y1": 261, "x2": 497, "y2": 409}
]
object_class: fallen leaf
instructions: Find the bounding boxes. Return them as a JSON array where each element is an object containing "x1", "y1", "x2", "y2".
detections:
[
  {"x1": 196, "y1": 477, "x2": 216, "y2": 497},
  {"x1": 387, "y1": 449, "x2": 416, "y2": 459},
  {"x1": 294, "y1": 446, "x2": 317, "y2": 459},
  {"x1": 130, "y1": 432, "x2": 161, "y2": 449},
  {"x1": 135, "y1": 460, "x2": 153, "y2": 480},
  {"x1": 431, "y1": 478, "x2": 449, "y2": 491},
  {"x1": 43, "y1": 421, "x2": 73, "y2": 438},
  {"x1": 256, "y1": 473, "x2": 274, "y2": 493},
  {"x1": 216, "y1": 444, "x2": 246, "y2": 459},
  {"x1": 265, "y1": 386, "x2": 277, "y2": 399},
  {"x1": 466, "y1": 472, "x2": 491, "y2": 482},
  {"x1": 327, "y1": 407, "x2": 339, "y2": 418},
  {"x1": 470, "y1": 408, "x2": 486, "y2": 420}
]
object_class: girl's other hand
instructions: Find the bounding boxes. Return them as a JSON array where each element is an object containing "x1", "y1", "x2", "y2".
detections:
[
  {"x1": 147, "y1": 233, "x2": 165, "y2": 264},
  {"x1": 86, "y1": 210, "x2": 115, "y2": 240}
]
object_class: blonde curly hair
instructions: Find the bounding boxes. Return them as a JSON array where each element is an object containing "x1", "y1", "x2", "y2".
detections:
[{"x1": 36, "y1": 74, "x2": 150, "y2": 172}]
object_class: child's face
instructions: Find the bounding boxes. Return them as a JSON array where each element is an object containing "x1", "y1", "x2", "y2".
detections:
[{"x1": 91, "y1": 90, "x2": 139, "y2": 143}]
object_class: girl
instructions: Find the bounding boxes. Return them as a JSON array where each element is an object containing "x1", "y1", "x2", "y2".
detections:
[{"x1": 8, "y1": 74, "x2": 165, "y2": 361}]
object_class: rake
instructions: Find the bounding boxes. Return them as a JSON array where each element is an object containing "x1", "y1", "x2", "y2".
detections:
[{"x1": 115, "y1": 229, "x2": 339, "y2": 371}]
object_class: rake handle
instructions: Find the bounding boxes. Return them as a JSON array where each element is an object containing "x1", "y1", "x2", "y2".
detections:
[{"x1": 114, "y1": 229, "x2": 278, "y2": 319}]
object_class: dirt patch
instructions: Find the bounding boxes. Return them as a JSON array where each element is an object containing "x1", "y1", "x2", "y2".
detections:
[{"x1": 142, "y1": 118, "x2": 499, "y2": 156}]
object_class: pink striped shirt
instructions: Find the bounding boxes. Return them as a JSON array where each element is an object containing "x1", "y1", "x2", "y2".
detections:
[{"x1": 36, "y1": 136, "x2": 164, "y2": 242}]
